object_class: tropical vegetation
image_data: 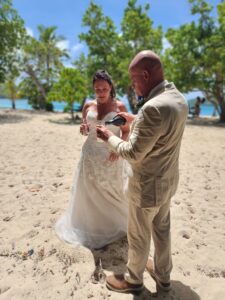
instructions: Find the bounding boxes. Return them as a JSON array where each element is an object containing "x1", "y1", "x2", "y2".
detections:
[{"x1": 0, "y1": 0, "x2": 224, "y2": 121}]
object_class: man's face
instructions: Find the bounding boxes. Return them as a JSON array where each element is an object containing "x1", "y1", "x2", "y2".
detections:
[{"x1": 129, "y1": 69, "x2": 148, "y2": 97}]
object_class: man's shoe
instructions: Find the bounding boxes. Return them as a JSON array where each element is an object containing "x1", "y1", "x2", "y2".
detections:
[
  {"x1": 106, "y1": 274, "x2": 144, "y2": 294},
  {"x1": 146, "y1": 258, "x2": 171, "y2": 292}
]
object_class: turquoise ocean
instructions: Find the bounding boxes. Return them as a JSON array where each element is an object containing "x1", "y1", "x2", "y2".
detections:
[{"x1": 0, "y1": 98, "x2": 219, "y2": 117}]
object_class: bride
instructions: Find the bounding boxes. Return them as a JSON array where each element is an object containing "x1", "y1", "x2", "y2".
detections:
[{"x1": 55, "y1": 70, "x2": 130, "y2": 249}]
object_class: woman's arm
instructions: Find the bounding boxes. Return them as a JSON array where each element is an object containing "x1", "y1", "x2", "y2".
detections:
[
  {"x1": 80, "y1": 102, "x2": 93, "y2": 135},
  {"x1": 82, "y1": 101, "x2": 93, "y2": 120}
]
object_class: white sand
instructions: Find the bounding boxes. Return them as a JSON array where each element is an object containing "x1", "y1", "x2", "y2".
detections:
[{"x1": 0, "y1": 110, "x2": 224, "y2": 300}]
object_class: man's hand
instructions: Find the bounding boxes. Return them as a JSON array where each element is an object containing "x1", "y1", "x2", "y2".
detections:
[
  {"x1": 96, "y1": 125, "x2": 114, "y2": 142},
  {"x1": 116, "y1": 112, "x2": 136, "y2": 123}
]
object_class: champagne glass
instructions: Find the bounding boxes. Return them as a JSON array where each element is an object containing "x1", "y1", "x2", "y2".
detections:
[
  {"x1": 96, "y1": 119, "x2": 104, "y2": 143},
  {"x1": 82, "y1": 118, "x2": 90, "y2": 136}
]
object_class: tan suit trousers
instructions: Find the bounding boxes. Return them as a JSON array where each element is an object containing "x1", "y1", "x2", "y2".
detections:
[{"x1": 125, "y1": 196, "x2": 172, "y2": 284}]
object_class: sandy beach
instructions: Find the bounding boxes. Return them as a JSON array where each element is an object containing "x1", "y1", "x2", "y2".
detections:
[{"x1": 0, "y1": 109, "x2": 224, "y2": 300}]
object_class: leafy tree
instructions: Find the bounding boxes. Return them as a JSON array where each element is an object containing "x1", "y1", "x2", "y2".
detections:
[
  {"x1": 22, "y1": 25, "x2": 69, "y2": 110},
  {"x1": 73, "y1": 53, "x2": 90, "y2": 109},
  {"x1": 113, "y1": 0, "x2": 163, "y2": 112},
  {"x1": 77, "y1": 0, "x2": 163, "y2": 113},
  {"x1": 78, "y1": 1, "x2": 118, "y2": 96},
  {"x1": 164, "y1": 0, "x2": 225, "y2": 122},
  {"x1": 0, "y1": 0, "x2": 25, "y2": 83},
  {"x1": 48, "y1": 68, "x2": 87, "y2": 121},
  {"x1": 19, "y1": 77, "x2": 48, "y2": 110}
]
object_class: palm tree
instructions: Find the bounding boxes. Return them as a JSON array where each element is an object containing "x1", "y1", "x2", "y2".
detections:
[
  {"x1": 23, "y1": 25, "x2": 69, "y2": 109},
  {"x1": 4, "y1": 77, "x2": 20, "y2": 109}
]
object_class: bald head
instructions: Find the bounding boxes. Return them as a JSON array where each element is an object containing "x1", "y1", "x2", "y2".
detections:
[
  {"x1": 128, "y1": 50, "x2": 164, "y2": 97},
  {"x1": 129, "y1": 50, "x2": 163, "y2": 75}
]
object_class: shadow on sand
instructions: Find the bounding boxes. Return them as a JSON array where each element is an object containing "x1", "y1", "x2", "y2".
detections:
[
  {"x1": 187, "y1": 116, "x2": 225, "y2": 128},
  {"x1": 0, "y1": 110, "x2": 33, "y2": 124},
  {"x1": 89, "y1": 237, "x2": 128, "y2": 284},
  {"x1": 89, "y1": 237, "x2": 200, "y2": 300},
  {"x1": 48, "y1": 114, "x2": 81, "y2": 126},
  {"x1": 132, "y1": 280, "x2": 201, "y2": 300}
]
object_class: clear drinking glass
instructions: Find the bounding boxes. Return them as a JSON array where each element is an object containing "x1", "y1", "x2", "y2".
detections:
[
  {"x1": 82, "y1": 118, "x2": 90, "y2": 136},
  {"x1": 96, "y1": 119, "x2": 104, "y2": 143}
]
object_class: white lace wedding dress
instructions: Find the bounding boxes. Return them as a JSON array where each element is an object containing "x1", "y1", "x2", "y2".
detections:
[{"x1": 55, "y1": 110, "x2": 128, "y2": 249}]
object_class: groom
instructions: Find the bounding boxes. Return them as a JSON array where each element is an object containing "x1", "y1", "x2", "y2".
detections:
[{"x1": 96, "y1": 50, "x2": 188, "y2": 293}]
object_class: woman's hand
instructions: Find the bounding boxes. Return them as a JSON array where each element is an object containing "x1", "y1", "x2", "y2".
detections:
[
  {"x1": 108, "y1": 151, "x2": 119, "y2": 162},
  {"x1": 80, "y1": 120, "x2": 90, "y2": 136}
]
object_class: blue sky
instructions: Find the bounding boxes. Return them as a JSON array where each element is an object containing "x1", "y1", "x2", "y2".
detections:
[
  {"x1": 12, "y1": 0, "x2": 220, "y2": 60},
  {"x1": 12, "y1": 0, "x2": 221, "y2": 100}
]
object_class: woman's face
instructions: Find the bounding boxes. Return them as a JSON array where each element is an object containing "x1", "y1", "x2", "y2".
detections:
[{"x1": 94, "y1": 80, "x2": 112, "y2": 104}]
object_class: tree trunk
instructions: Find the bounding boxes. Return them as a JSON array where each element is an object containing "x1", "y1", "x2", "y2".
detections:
[
  {"x1": 25, "y1": 65, "x2": 47, "y2": 109},
  {"x1": 219, "y1": 101, "x2": 225, "y2": 123},
  {"x1": 215, "y1": 72, "x2": 225, "y2": 122},
  {"x1": 71, "y1": 109, "x2": 75, "y2": 121},
  {"x1": 204, "y1": 92, "x2": 220, "y2": 116},
  {"x1": 70, "y1": 102, "x2": 75, "y2": 121},
  {"x1": 46, "y1": 52, "x2": 50, "y2": 89},
  {"x1": 205, "y1": 91, "x2": 224, "y2": 122},
  {"x1": 11, "y1": 98, "x2": 16, "y2": 109},
  {"x1": 38, "y1": 95, "x2": 46, "y2": 110}
]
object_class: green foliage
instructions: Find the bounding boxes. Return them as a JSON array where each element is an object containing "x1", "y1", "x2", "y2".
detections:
[
  {"x1": 78, "y1": 1, "x2": 118, "y2": 96},
  {"x1": 48, "y1": 68, "x2": 86, "y2": 119},
  {"x1": 22, "y1": 25, "x2": 69, "y2": 109},
  {"x1": 0, "y1": 84, "x2": 6, "y2": 97},
  {"x1": 19, "y1": 77, "x2": 45, "y2": 109},
  {"x1": 164, "y1": 0, "x2": 225, "y2": 121},
  {"x1": 0, "y1": 0, "x2": 26, "y2": 82},
  {"x1": 114, "y1": 0, "x2": 163, "y2": 112},
  {"x1": 77, "y1": 0, "x2": 163, "y2": 113}
]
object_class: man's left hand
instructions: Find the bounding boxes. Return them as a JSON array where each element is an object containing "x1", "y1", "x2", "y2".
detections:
[{"x1": 96, "y1": 125, "x2": 114, "y2": 141}]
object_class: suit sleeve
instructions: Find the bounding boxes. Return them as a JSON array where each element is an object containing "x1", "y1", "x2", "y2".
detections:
[{"x1": 108, "y1": 105, "x2": 162, "y2": 163}]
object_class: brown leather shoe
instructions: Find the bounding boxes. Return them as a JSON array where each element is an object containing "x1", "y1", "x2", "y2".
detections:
[
  {"x1": 106, "y1": 274, "x2": 144, "y2": 294},
  {"x1": 146, "y1": 258, "x2": 171, "y2": 292}
]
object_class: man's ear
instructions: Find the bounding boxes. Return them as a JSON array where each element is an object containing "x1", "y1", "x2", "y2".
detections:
[{"x1": 143, "y1": 70, "x2": 150, "y2": 81}]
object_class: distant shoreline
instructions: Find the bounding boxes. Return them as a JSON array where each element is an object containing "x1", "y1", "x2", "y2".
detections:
[{"x1": 0, "y1": 98, "x2": 219, "y2": 117}]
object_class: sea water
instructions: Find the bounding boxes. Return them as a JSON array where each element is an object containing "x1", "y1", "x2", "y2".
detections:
[
  {"x1": 0, "y1": 99, "x2": 81, "y2": 112},
  {"x1": 0, "y1": 98, "x2": 219, "y2": 117}
]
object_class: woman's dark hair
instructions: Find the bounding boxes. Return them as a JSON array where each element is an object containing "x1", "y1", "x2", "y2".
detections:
[{"x1": 92, "y1": 70, "x2": 116, "y2": 98}]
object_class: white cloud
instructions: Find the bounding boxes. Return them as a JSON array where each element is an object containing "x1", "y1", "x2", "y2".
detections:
[
  {"x1": 63, "y1": 61, "x2": 74, "y2": 68},
  {"x1": 26, "y1": 27, "x2": 34, "y2": 37},
  {"x1": 71, "y1": 43, "x2": 84, "y2": 53},
  {"x1": 56, "y1": 40, "x2": 70, "y2": 51}
]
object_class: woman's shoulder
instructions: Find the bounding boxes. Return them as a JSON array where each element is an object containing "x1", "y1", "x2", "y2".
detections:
[
  {"x1": 84, "y1": 100, "x2": 96, "y2": 108},
  {"x1": 83, "y1": 100, "x2": 96, "y2": 111},
  {"x1": 82, "y1": 100, "x2": 97, "y2": 117}
]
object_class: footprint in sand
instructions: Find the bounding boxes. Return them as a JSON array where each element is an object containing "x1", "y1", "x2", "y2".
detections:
[
  {"x1": 21, "y1": 229, "x2": 39, "y2": 239},
  {"x1": 179, "y1": 230, "x2": 191, "y2": 239},
  {"x1": 0, "y1": 286, "x2": 11, "y2": 295}
]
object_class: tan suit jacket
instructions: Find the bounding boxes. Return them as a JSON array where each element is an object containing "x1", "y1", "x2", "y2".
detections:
[{"x1": 108, "y1": 80, "x2": 188, "y2": 208}]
